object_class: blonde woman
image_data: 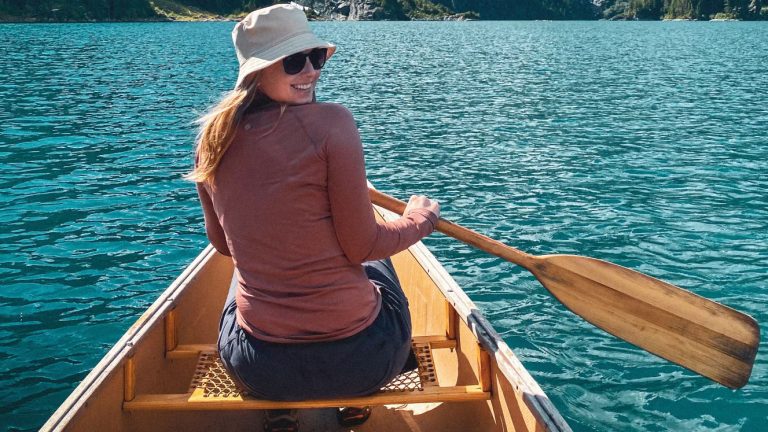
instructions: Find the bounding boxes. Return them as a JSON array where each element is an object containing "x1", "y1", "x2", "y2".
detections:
[{"x1": 188, "y1": 4, "x2": 439, "y2": 431}]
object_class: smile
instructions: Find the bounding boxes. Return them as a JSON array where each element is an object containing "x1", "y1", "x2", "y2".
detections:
[{"x1": 291, "y1": 83, "x2": 313, "y2": 91}]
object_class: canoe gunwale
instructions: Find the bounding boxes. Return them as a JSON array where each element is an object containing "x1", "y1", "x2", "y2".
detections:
[
  {"x1": 40, "y1": 245, "x2": 219, "y2": 432},
  {"x1": 375, "y1": 204, "x2": 571, "y2": 432}
]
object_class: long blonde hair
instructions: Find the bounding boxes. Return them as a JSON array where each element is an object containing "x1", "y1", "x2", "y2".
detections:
[{"x1": 185, "y1": 73, "x2": 263, "y2": 184}]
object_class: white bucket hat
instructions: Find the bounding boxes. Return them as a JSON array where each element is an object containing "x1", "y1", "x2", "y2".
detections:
[{"x1": 232, "y1": 3, "x2": 336, "y2": 88}]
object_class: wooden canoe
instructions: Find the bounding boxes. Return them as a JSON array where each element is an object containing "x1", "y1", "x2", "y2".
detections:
[{"x1": 41, "y1": 204, "x2": 571, "y2": 431}]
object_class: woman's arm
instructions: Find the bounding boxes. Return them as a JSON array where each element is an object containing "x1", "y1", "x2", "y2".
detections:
[
  {"x1": 196, "y1": 183, "x2": 232, "y2": 257},
  {"x1": 325, "y1": 107, "x2": 438, "y2": 264}
]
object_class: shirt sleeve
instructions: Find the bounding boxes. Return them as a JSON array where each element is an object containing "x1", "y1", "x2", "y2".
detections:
[
  {"x1": 196, "y1": 182, "x2": 232, "y2": 257},
  {"x1": 324, "y1": 107, "x2": 438, "y2": 264}
]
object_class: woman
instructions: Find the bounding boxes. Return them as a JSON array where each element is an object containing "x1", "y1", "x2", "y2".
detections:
[{"x1": 188, "y1": 4, "x2": 440, "y2": 431}]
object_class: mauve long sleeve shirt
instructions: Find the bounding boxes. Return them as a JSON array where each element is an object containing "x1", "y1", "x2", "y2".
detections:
[{"x1": 197, "y1": 102, "x2": 437, "y2": 343}]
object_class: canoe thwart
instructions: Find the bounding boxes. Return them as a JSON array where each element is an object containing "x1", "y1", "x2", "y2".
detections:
[
  {"x1": 123, "y1": 385, "x2": 489, "y2": 411},
  {"x1": 126, "y1": 336, "x2": 487, "y2": 411},
  {"x1": 165, "y1": 336, "x2": 458, "y2": 359}
]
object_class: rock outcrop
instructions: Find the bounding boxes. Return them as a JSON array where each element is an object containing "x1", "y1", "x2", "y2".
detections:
[
  {"x1": 348, "y1": 0, "x2": 384, "y2": 20},
  {"x1": 309, "y1": 0, "x2": 407, "y2": 20}
]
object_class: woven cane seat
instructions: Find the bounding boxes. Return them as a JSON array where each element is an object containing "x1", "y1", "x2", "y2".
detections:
[
  {"x1": 124, "y1": 335, "x2": 489, "y2": 410},
  {"x1": 189, "y1": 340, "x2": 438, "y2": 399}
]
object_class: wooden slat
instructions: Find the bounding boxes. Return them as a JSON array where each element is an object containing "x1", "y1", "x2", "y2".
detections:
[
  {"x1": 124, "y1": 384, "x2": 489, "y2": 411},
  {"x1": 429, "y1": 339, "x2": 457, "y2": 350},
  {"x1": 123, "y1": 356, "x2": 135, "y2": 402},
  {"x1": 414, "y1": 335, "x2": 457, "y2": 349},
  {"x1": 446, "y1": 299, "x2": 457, "y2": 340},
  {"x1": 166, "y1": 344, "x2": 217, "y2": 359},
  {"x1": 478, "y1": 345, "x2": 491, "y2": 393},
  {"x1": 164, "y1": 309, "x2": 178, "y2": 352}
]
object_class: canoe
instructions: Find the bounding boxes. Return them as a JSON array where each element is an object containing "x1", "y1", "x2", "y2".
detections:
[{"x1": 41, "y1": 203, "x2": 571, "y2": 431}]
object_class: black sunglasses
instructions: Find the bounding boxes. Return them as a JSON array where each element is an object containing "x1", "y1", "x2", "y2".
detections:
[{"x1": 282, "y1": 48, "x2": 328, "y2": 75}]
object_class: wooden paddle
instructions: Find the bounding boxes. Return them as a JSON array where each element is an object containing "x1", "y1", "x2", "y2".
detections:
[{"x1": 369, "y1": 188, "x2": 759, "y2": 389}]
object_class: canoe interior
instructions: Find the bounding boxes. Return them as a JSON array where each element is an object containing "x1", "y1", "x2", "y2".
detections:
[{"x1": 42, "y1": 207, "x2": 569, "y2": 431}]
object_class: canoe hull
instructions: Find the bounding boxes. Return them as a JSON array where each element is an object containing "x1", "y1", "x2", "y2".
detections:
[{"x1": 42, "y1": 206, "x2": 570, "y2": 431}]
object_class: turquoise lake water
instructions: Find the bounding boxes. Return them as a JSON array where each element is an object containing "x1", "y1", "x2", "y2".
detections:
[{"x1": 1, "y1": 20, "x2": 767, "y2": 431}]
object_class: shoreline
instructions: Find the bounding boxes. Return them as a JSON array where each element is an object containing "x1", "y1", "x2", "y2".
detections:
[
  {"x1": 0, "y1": 15, "x2": 477, "y2": 23},
  {"x1": 0, "y1": 16, "x2": 755, "y2": 23},
  {"x1": 0, "y1": 15, "x2": 240, "y2": 23}
]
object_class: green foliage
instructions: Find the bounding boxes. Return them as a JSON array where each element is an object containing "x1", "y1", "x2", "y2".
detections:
[
  {"x1": 600, "y1": 0, "x2": 627, "y2": 19},
  {"x1": 436, "y1": 0, "x2": 597, "y2": 20},
  {"x1": 664, "y1": 0, "x2": 695, "y2": 18},
  {"x1": 380, "y1": 0, "x2": 408, "y2": 19},
  {"x1": 407, "y1": 0, "x2": 454, "y2": 19},
  {"x1": 696, "y1": 0, "x2": 726, "y2": 19},
  {"x1": 0, "y1": 0, "x2": 155, "y2": 20},
  {"x1": 150, "y1": 0, "x2": 224, "y2": 20},
  {"x1": 631, "y1": 0, "x2": 663, "y2": 18}
]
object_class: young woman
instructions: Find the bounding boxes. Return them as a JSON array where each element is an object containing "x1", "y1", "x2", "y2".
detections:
[{"x1": 188, "y1": 4, "x2": 440, "y2": 431}]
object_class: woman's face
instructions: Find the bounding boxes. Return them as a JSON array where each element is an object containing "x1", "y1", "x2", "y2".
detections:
[{"x1": 259, "y1": 49, "x2": 322, "y2": 105}]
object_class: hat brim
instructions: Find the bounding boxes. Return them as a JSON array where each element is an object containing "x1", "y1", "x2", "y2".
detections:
[{"x1": 236, "y1": 34, "x2": 336, "y2": 88}]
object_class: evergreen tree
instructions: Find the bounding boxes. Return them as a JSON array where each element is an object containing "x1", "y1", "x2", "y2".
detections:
[
  {"x1": 731, "y1": 0, "x2": 751, "y2": 16},
  {"x1": 381, "y1": 0, "x2": 408, "y2": 19},
  {"x1": 631, "y1": 0, "x2": 664, "y2": 18},
  {"x1": 665, "y1": 0, "x2": 695, "y2": 17},
  {"x1": 694, "y1": 0, "x2": 724, "y2": 19}
]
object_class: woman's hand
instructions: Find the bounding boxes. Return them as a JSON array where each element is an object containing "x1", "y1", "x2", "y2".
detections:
[{"x1": 404, "y1": 195, "x2": 440, "y2": 220}]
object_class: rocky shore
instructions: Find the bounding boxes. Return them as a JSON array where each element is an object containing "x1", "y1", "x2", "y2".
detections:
[{"x1": 303, "y1": 0, "x2": 474, "y2": 20}]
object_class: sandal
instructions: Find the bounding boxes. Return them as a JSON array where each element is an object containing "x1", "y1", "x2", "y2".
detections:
[
  {"x1": 263, "y1": 409, "x2": 299, "y2": 432},
  {"x1": 336, "y1": 406, "x2": 372, "y2": 427}
]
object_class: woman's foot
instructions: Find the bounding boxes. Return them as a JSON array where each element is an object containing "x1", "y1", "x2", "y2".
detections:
[
  {"x1": 263, "y1": 409, "x2": 298, "y2": 432},
  {"x1": 336, "y1": 406, "x2": 372, "y2": 427}
]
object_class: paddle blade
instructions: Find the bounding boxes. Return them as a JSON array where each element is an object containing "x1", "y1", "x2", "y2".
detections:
[{"x1": 531, "y1": 255, "x2": 759, "y2": 389}]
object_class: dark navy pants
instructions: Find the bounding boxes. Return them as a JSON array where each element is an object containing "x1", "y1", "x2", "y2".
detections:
[{"x1": 217, "y1": 258, "x2": 416, "y2": 401}]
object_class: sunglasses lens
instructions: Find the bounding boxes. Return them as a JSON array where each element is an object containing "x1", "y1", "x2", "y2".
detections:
[
  {"x1": 309, "y1": 48, "x2": 327, "y2": 70},
  {"x1": 283, "y1": 53, "x2": 306, "y2": 75},
  {"x1": 282, "y1": 49, "x2": 328, "y2": 75}
]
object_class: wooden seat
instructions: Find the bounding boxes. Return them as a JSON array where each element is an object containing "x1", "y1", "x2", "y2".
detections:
[{"x1": 123, "y1": 335, "x2": 490, "y2": 411}]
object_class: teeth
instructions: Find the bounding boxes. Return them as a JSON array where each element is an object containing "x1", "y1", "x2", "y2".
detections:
[{"x1": 293, "y1": 83, "x2": 312, "y2": 90}]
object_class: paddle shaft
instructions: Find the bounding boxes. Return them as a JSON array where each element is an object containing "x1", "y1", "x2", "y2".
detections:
[{"x1": 369, "y1": 189, "x2": 538, "y2": 270}]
